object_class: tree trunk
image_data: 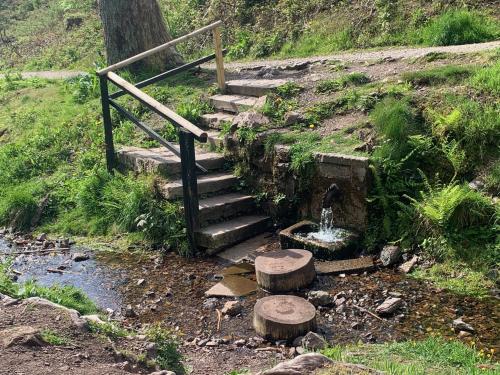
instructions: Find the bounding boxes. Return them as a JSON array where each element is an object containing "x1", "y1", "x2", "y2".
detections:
[{"x1": 99, "y1": 0, "x2": 183, "y2": 72}]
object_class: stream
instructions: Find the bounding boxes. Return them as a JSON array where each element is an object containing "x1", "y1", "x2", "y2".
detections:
[{"x1": 1, "y1": 234, "x2": 498, "y2": 359}]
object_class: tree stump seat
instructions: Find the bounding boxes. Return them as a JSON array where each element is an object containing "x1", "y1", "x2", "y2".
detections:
[
  {"x1": 255, "y1": 249, "x2": 316, "y2": 292},
  {"x1": 253, "y1": 295, "x2": 317, "y2": 341}
]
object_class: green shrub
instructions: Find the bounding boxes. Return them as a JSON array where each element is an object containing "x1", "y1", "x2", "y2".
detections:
[
  {"x1": 484, "y1": 160, "x2": 500, "y2": 195},
  {"x1": 40, "y1": 330, "x2": 68, "y2": 346},
  {"x1": 470, "y1": 62, "x2": 500, "y2": 96},
  {"x1": 66, "y1": 73, "x2": 100, "y2": 104},
  {"x1": 402, "y1": 65, "x2": 473, "y2": 86},
  {"x1": 418, "y1": 10, "x2": 500, "y2": 46},
  {"x1": 175, "y1": 99, "x2": 212, "y2": 124}
]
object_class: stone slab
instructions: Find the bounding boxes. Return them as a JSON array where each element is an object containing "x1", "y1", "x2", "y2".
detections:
[
  {"x1": 201, "y1": 113, "x2": 235, "y2": 129},
  {"x1": 159, "y1": 172, "x2": 238, "y2": 199},
  {"x1": 205, "y1": 275, "x2": 257, "y2": 297},
  {"x1": 221, "y1": 263, "x2": 255, "y2": 276},
  {"x1": 227, "y1": 79, "x2": 289, "y2": 97},
  {"x1": 315, "y1": 257, "x2": 375, "y2": 275},
  {"x1": 209, "y1": 94, "x2": 258, "y2": 113},
  {"x1": 217, "y1": 233, "x2": 274, "y2": 263}
]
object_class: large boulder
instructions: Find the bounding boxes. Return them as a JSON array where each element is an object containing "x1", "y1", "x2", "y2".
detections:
[
  {"x1": 379, "y1": 245, "x2": 401, "y2": 266},
  {"x1": 1, "y1": 326, "x2": 45, "y2": 348},
  {"x1": 301, "y1": 331, "x2": 328, "y2": 351},
  {"x1": 232, "y1": 111, "x2": 270, "y2": 130}
]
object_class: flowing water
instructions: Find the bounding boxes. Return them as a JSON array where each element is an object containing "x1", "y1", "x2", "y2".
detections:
[{"x1": 307, "y1": 208, "x2": 350, "y2": 243}]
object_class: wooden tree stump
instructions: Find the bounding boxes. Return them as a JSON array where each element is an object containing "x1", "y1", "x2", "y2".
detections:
[
  {"x1": 253, "y1": 295, "x2": 317, "y2": 341},
  {"x1": 255, "y1": 249, "x2": 316, "y2": 292}
]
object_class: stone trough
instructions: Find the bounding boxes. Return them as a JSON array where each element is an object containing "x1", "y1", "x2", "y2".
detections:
[{"x1": 279, "y1": 220, "x2": 360, "y2": 260}]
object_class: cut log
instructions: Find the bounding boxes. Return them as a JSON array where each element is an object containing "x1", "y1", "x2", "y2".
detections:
[
  {"x1": 253, "y1": 295, "x2": 317, "y2": 341},
  {"x1": 255, "y1": 249, "x2": 315, "y2": 292}
]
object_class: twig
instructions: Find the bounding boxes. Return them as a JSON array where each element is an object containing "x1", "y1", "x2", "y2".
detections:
[
  {"x1": 216, "y1": 308, "x2": 222, "y2": 331},
  {"x1": 255, "y1": 347, "x2": 282, "y2": 352},
  {"x1": 352, "y1": 304, "x2": 385, "y2": 322}
]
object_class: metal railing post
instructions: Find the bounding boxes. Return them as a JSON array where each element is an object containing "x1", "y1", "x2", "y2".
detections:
[
  {"x1": 213, "y1": 26, "x2": 226, "y2": 92},
  {"x1": 178, "y1": 129, "x2": 200, "y2": 256},
  {"x1": 99, "y1": 75, "x2": 116, "y2": 173}
]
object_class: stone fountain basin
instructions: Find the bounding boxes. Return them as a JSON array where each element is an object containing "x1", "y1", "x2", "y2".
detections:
[{"x1": 279, "y1": 220, "x2": 360, "y2": 260}]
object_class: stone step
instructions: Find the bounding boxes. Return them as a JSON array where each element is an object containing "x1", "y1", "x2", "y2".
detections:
[
  {"x1": 117, "y1": 146, "x2": 225, "y2": 178},
  {"x1": 158, "y1": 172, "x2": 238, "y2": 199},
  {"x1": 226, "y1": 79, "x2": 289, "y2": 97},
  {"x1": 199, "y1": 193, "x2": 256, "y2": 226},
  {"x1": 209, "y1": 94, "x2": 258, "y2": 114},
  {"x1": 206, "y1": 130, "x2": 224, "y2": 149},
  {"x1": 196, "y1": 215, "x2": 272, "y2": 253},
  {"x1": 201, "y1": 112, "x2": 235, "y2": 130}
]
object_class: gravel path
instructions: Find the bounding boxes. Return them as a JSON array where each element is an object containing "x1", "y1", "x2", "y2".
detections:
[
  {"x1": 0, "y1": 70, "x2": 84, "y2": 80},
  {"x1": 208, "y1": 40, "x2": 500, "y2": 71}
]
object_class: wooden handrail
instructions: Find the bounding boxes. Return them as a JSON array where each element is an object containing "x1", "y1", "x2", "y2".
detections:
[
  {"x1": 97, "y1": 20, "x2": 223, "y2": 75},
  {"x1": 106, "y1": 71, "x2": 208, "y2": 141}
]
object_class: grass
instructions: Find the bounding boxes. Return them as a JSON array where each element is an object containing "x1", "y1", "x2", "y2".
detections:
[
  {"x1": 0, "y1": 261, "x2": 98, "y2": 314},
  {"x1": 417, "y1": 9, "x2": 500, "y2": 47},
  {"x1": 402, "y1": 65, "x2": 474, "y2": 86},
  {"x1": 147, "y1": 325, "x2": 184, "y2": 374},
  {"x1": 321, "y1": 337, "x2": 498, "y2": 375},
  {"x1": 316, "y1": 72, "x2": 370, "y2": 94},
  {"x1": 412, "y1": 262, "x2": 496, "y2": 299},
  {"x1": 470, "y1": 61, "x2": 500, "y2": 96},
  {"x1": 88, "y1": 320, "x2": 130, "y2": 339},
  {"x1": 41, "y1": 329, "x2": 68, "y2": 346}
]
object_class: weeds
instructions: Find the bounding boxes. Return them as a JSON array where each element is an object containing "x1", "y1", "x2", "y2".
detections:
[
  {"x1": 470, "y1": 62, "x2": 500, "y2": 96},
  {"x1": 402, "y1": 65, "x2": 473, "y2": 86},
  {"x1": 41, "y1": 329, "x2": 68, "y2": 346},
  {"x1": 147, "y1": 325, "x2": 184, "y2": 374},
  {"x1": 88, "y1": 320, "x2": 130, "y2": 339}
]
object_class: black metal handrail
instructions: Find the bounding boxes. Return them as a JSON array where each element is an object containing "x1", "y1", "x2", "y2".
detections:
[{"x1": 97, "y1": 21, "x2": 226, "y2": 256}]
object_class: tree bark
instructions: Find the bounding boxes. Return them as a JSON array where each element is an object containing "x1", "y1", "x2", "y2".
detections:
[{"x1": 99, "y1": 0, "x2": 183, "y2": 72}]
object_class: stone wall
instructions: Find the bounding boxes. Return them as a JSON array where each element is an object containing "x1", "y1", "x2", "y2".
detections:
[{"x1": 225, "y1": 132, "x2": 370, "y2": 231}]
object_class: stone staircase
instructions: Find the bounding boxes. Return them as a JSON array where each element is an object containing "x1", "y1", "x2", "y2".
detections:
[{"x1": 117, "y1": 79, "x2": 288, "y2": 255}]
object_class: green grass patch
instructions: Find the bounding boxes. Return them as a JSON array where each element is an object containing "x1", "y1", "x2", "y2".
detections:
[
  {"x1": 470, "y1": 62, "x2": 500, "y2": 96},
  {"x1": 41, "y1": 329, "x2": 68, "y2": 346},
  {"x1": 321, "y1": 337, "x2": 498, "y2": 375},
  {"x1": 316, "y1": 72, "x2": 370, "y2": 94},
  {"x1": 417, "y1": 9, "x2": 500, "y2": 47},
  {"x1": 88, "y1": 320, "x2": 130, "y2": 339},
  {"x1": 412, "y1": 262, "x2": 495, "y2": 299},
  {"x1": 402, "y1": 65, "x2": 473, "y2": 86}
]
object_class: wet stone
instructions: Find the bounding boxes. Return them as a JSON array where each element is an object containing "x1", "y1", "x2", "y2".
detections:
[
  {"x1": 453, "y1": 318, "x2": 475, "y2": 333},
  {"x1": 72, "y1": 252, "x2": 89, "y2": 262},
  {"x1": 205, "y1": 275, "x2": 257, "y2": 297},
  {"x1": 375, "y1": 297, "x2": 403, "y2": 315},
  {"x1": 307, "y1": 291, "x2": 333, "y2": 307},
  {"x1": 221, "y1": 300, "x2": 242, "y2": 316}
]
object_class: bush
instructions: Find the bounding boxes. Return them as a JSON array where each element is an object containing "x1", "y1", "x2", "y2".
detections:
[{"x1": 419, "y1": 10, "x2": 500, "y2": 46}]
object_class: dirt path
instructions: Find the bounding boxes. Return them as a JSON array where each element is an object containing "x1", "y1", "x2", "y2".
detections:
[
  {"x1": 0, "y1": 70, "x2": 84, "y2": 80},
  {"x1": 209, "y1": 40, "x2": 500, "y2": 70}
]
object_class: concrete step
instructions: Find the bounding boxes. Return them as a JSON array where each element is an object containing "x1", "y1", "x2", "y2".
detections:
[
  {"x1": 117, "y1": 146, "x2": 224, "y2": 178},
  {"x1": 226, "y1": 79, "x2": 289, "y2": 97},
  {"x1": 196, "y1": 215, "x2": 272, "y2": 253},
  {"x1": 158, "y1": 172, "x2": 238, "y2": 199},
  {"x1": 199, "y1": 193, "x2": 256, "y2": 226},
  {"x1": 209, "y1": 94, "x2": 258, "y2": 114},
  {"x1": 201, "y1": 112, "x2": 235, "y2": 130},
  {"x1": 206, "y1": 130, "x2": 224, "y2": 149}
]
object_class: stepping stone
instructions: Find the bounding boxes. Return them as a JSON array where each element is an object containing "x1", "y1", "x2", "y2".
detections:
[
  {"x1": 255, "y1": 249, "x2": 315, "y2": 292},
  {"x1": 205, "y1": 275, "x2": 257, "y2": 297},
  {"x1": 209, "y1": 94, "x2": 258, "y2": 113},
  {"x1": 221, "y1": 263, "x2": 255, "y2": 276},
  {"x1": 253, "y1": 295, "x2": 316, "y2": 341},
  {"x1": 226, "y1": 79, "x2": 289, "y2": 97},
  {"x1": 315, "y1": 257, "x2": 375, "y2": 275}
]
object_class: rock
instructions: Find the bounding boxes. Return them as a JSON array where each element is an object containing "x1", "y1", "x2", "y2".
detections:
[
  {"x1": 197, "y1": 338, "x2": 209, "y2": 347},
  {"x1": 380, "y1": 245, "x2": 401, "y2": 266},
  {"x1": 82, "y1": 315, "x2": 105, "y2": 325},
  {"x1": 72, "y1": 252, "x2": 89, "y2": 262},
  {"x1": 257, "y1": 66, "x2": 281, "y2": 78},
  {"x1": 292, "y1": 336, "x2": 304, "y2": 347},
  {"x1": 234, "y1": 339, "x2": 246, "y2": 346},
  {"x1": 398, "y1": 256, "x2": 418, "y2": 273},
  {"x1": 307, "y1": 291, "x2": 333, "y2": 307},
  {"x1": 301, "y1": 332, "x2": 327, "y2": 351},
  {"x1": 453, "y1": 318, "x2": 475, "y2": 333},
  {"x1": 232, "y1": 111, "x2": 270, "y2": 130},
  {"x1": 468, "y1": 179, "x2": 485, "y2": 191},
  {"x1": 284, "y1": 111, "x2": 302, "y2": 126},
  {"x1": 221, "y1": 300, "x2": 242, "y2": 316},
  {"x1": 203, "y1": 298, "x2": 218, "y2": 310},
  {"x1": 123, "y1": 305, "x2": 137, "y2": 318},
  {"x1": 261, "y1": 353, "x2": 333, "y2": 375},
  {"x1": 145, "y1": 342, "x2": 157, "y2": 358},
  {"x1": 375, "y1": 297, "x2": 403, "y2": 315},
  {"x1": 458, "y1": 330, "x2": 473, "y2": 338},
  {"x1": 149, "y1": 371, "x2": 176, "y2": 375},
  {"x1": 205, "y1": 340, "x2": 219, "y2": 347},
  {"x1": 335, "y1": 297, "x2": 346, "y2": 306},
  {"x1": 65, "y1": 16, "x2": 83, "y2": 30},
  {"x1": 1, "y1": 326, "x2": 45, "y2": 348},
  {"x1": 21, "y1": 297, "x2": 87, "y2": 331},
  {"x1": 137, "y1": 279, "x2": 145, "y2": 286},
  {"x1": 36, "y1": 233, "x2": 47, "y2": 241},
  {"x1": 295, "y1": 346, "x2": 306, "y2": 355}
]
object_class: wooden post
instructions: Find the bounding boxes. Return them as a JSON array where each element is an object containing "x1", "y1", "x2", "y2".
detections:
[
  {"x1": 99, "y1": 75, "x2": 115, "y2": 173},
  {"x1": 179, "y1": 129, "x2": 200, "y2": 256},
  {"x1": 213, "y1": 26, "x2": 226, "y2": 92}
]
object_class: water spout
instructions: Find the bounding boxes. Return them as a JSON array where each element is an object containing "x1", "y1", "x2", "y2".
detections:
[{"x1": 322, "y1": 183, "x2": 341, "y2": 208}]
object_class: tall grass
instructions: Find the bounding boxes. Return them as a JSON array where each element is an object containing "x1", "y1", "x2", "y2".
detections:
[{"x1": 418, "y1": 9, "x2": 500, "y2": 46}]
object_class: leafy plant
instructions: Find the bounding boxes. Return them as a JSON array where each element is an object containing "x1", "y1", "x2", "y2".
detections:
[
  {"x1": 147, "y1": 325, "x2": 184, "y2": 373},
  {"x1": 41, "y1": 330, "x2": 68, "y2": 346}
]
